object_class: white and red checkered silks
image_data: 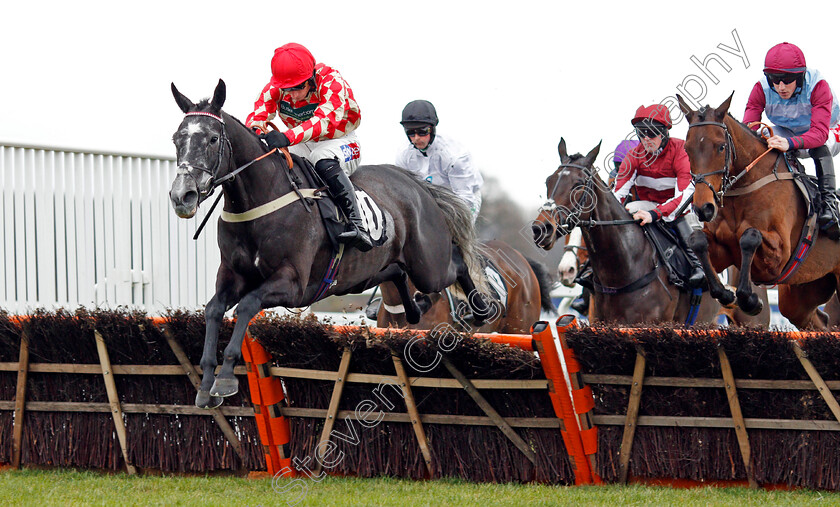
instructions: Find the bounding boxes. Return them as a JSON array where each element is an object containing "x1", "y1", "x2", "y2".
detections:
[{"x1": 246, "y1": 63, "x2": 362, "y2": 174}]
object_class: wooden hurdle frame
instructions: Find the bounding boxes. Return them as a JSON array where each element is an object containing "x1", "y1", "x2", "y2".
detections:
[
  {"x1": 3, "y1": 316, "x2": 254, "y2": 474},
  {"x1": 243, "y1": 322, "x2": 596, "y2": 484},
  {"x1": 555, "y1": 321, "x2": 840, "y2": 488}
]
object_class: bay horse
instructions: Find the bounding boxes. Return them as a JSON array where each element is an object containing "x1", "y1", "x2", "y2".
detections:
[
  {"x1": 677, "y1": 93, "x2": 840, "y2": 329},
  {"x1": 531, "y1": 139, "x2": 720, "y2": 324},
  {"x1": 169, "y1": 80, "x2": 492, "y2": 408},
  {"x1": 377, "y1": 240, "x2": 556, "y2": 334}
]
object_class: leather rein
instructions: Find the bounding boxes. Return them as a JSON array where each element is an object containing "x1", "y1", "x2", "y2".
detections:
[
  {"x1": 687, "y1": 119, "x2": 779, "y2": 207},
  {"x1": 184, "y1": 114, "x2": 312, "y2": 240}
]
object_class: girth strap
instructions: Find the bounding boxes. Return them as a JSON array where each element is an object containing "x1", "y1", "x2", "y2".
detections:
[
  {"x1": 221, "y1": 188, "x2": 321, "y2": 223},
  {"x1": 591, "y1": 267, "x2": 659, "y2": 295}
]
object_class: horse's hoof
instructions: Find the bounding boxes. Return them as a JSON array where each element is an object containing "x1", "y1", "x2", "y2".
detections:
[
  {"x1": 717, "y1": 288, "x2": 736, "y2": 308},
  {"x1": 740, "y1": 295, "x2": 764, "y2": 317},
  {"x1": 196, "y1": 390, "x2": 223, "y2": 409},
  {"x1": 209, "y1": 377, "x2": 239, "y2": 398},
  {"x1": 414, "y1": 293, "x2": 432, "y2": 314}
]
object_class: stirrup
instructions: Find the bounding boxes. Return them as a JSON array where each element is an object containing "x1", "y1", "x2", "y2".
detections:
[
  {"x1": 687, "y1": 268, "x2": 706, "y2": 289},
  {"x1": 338, "y1": 226, "x2": 373, "y2": 252},
  {"x1": 570, "y1": 297, "x2": 589, "y2": 315}
]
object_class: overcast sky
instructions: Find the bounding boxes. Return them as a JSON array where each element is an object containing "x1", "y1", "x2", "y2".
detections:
[{"x1": 1, "y1": 1, "x2": 835, "y2": 210}]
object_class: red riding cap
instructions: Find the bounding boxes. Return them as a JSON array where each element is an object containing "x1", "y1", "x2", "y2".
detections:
[
  {"x1": 763, "y1": 42, "x2": 807, "y2": 73},
  {"x1": 631, "y1": 104, "x2": 672, "y2": 129},
  {"x1": 270, "y1": 43, "x2": 316, "y2": 88}
]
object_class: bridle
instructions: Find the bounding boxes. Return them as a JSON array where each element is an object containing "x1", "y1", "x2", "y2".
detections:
[
  {"x1": 539, "y1": 163, "x2": 598, "y2": 235},
  {"x1": 539, "y1": 162, "x2": 666, "y2": 296},
  {"x1": 539, "y1": 163, "x2": 638, "y2": 236},
  {"x1": 686, "y1": 118, "x2": 737, "y2": 208},
  {"x1": 181, "y1": 111, "x2": 232, "y2": 199}
]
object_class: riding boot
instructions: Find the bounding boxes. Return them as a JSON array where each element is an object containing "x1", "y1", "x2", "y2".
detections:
[
  {"x1": 810, "y1": 146, "x2": 840, "y2": 241},
  {"x1": 570, "y1": 287, "x2": 590, "y2": 315},
  {"x1": 315, "y1": 158, "x2": 373, "y2": 252},
  {"x1": 673, "y1": 216, "x2": 706, "y2": 288}
]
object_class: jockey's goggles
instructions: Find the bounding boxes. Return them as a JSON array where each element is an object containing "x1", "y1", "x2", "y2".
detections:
[
  {"x1": 634, "y1": 125, "x2": 665, "y2": 139},
  {"x1": 405, "y1": 126, "x2": 432, "y2": 137},
  {"x1": 765, "y1": 72, "x2": 799, "y2": 86},
  {"x1": 281, "y1": 81, "x2": 309, "y2": 92}
]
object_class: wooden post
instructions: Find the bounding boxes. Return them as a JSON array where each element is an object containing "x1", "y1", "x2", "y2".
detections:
[
  {"x1": 94, "y1": 330, "x2": 137, "y2": 475},
  {"x1": 391, "y1": 352, "x2": 434, "y2": 477},
  {"x1": 161, "y1": 326, "x2": 246, "y2": 464},
  {"x1": 11, "y1": 328, "x2": 30, "y2": 469},
  {"x1": 618, "y1": 351, "x2": 646, "y2": 484},
  {"x1": 718, "y1": 347, "x2": 756, "y2": 488},
  {"x1": 313, "y1": 347, "x2": 353, "y2": 476},
  {"x1": 440, "y1": 355, "x2": 536, "y2": 464},
  {"x1": 792, "y1": 342, "x2": 840, "y2": 424}
]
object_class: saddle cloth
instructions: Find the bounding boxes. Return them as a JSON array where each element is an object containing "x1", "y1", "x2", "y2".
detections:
[{"x1": 295, "y1": 155, "x2": 388, "y2": 252}]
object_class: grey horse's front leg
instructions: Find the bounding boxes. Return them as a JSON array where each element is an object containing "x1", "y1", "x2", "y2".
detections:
[
  {"x1": 196, "y1": 294, "x2": 227, "y2": 409},
  {"x1": 210, "y1": 292, "x2": 263, "y2": 398}
]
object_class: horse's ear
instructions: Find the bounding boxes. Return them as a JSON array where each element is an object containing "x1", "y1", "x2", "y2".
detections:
[
  {"x1": 714, "y1": 92, "x2": 734, "y2": 121},
  {"x1": 558, "y1": 138, "x2": 569, "y2": 163},
  {"x1": 171, "y1": 82, "x2": 194, "y2": 113},
  {"x1": 211, "y1": 79, "x2": 226, "y2": 110},
  {"x1": 676, "y1": 94, "x2": 696, "y2": 123},
  {"x1": 584, "y1": 141, "x2": 602, "y2": 166}
]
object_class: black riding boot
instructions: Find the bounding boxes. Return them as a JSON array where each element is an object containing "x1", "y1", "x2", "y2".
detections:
[
  {"x1": 315, "y1": 158, "x2": 373, "y2": 252},
  {"x1": 674, "y1": 216, "x2": 706, "y2": 288},
  {"x1": 810, "y1": 146, "x2": 840, "y2": 241}
]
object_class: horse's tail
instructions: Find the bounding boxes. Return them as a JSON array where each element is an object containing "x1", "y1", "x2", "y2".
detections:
[
  {"x1": 527, "y1": 257, "x2": 558, "y2": 314},
  {"x1": 419, "y1": 180, "x2": 489, "y2": 294}
]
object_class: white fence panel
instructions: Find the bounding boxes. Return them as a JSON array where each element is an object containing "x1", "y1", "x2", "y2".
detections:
[{"x1": 0, "y1": 143, "x2": 220, "y2": 315}]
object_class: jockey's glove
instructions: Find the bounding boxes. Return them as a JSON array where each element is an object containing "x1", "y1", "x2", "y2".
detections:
[{"x1": 261, "y1": 130, "x2": 290, "y2": 150}]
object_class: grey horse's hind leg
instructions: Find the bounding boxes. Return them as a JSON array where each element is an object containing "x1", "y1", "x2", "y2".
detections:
[
  {"x1": 451, "y1": 245, "x2": 499, "y2": 326},
  {"x1": 380, "y1": 265, "x2": 426, "y2": 324}
]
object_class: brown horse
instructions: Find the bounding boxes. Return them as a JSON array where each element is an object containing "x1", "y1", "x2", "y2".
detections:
[
  {"x1": 532, "y1": 139, "x2": 720, "y2": 325},
  {"x1": 678, "y1": 93, "x2": 840, "y2": 329},
  {"x1": 377, "y1": 240, "x2": 556, "y2": 334}
]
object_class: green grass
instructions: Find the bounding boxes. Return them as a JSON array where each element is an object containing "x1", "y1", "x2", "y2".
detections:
[{"x1": 1, "y1": 469, "x2": 839, "y2": 506}]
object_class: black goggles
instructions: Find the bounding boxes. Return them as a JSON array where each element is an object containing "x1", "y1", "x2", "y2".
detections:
[
  {"x1": 281, "y1": 81, "x2": 309, "y2": 92},
  {"x1": 765, "y1": 72, "x2": 799, "y2": 86},
  {"x1": 405, "y1": 126, "x2": 432, "y2": 137},
  {"x1": 635, "y1": 125, "x2": 665, "y2": 139}
]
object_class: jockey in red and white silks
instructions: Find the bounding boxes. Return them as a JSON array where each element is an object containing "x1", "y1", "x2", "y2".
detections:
[{"x1": 247, "y1": 42, "x2": 371, "y2": 251}]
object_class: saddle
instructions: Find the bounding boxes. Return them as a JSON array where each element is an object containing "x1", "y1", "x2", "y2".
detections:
[
  {"x1": 643, "y1": 222, "x2": 700, "y2": 291},
  {"x1": 574, "y1": 224, "x2": 697, "y2": 293},
  {"x1": 292, "y1": 154, "x2": 387, "y2": 252}
]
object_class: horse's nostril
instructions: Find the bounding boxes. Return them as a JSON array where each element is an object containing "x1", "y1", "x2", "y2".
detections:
[
  {"x1": 699, "y1": 203, "x2": 716, "y2": 222},
  {"x1": 183, "y1": 190, "x2": 198, "y2": 208}
]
